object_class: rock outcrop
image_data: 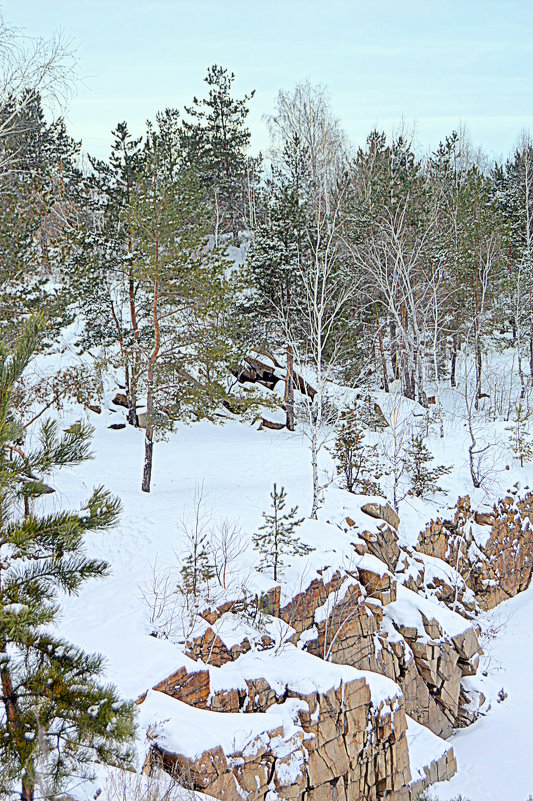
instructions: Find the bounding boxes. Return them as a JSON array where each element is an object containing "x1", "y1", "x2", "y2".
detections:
[
  {"x1": 418, "y1": 492, "x2": 533, "y2": 608},
  {"x1": 135, "y1": 499, "x2": 495, "y2": 801},
  {"x1": 143, "y1": 650, "x2": 425, "y2": 801},
  {"x1": 274, "y1": 559, "x2": 481, "y2": 740}
]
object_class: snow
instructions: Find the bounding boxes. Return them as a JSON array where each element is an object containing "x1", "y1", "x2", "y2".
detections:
[
  {"x1": 407, "y1": 715, "x2": 452, "y2": 786},
  {"x1": 277, "y1": 518, "x2": 390, "y2": 605},
  {"x1": 385, "y1": 583, "x2": 473, "y2": 641},
  {"x1": 209, "y1": 644, "x2": 402, "y2": 709},
  {"x1": 56, "y1": 621, "x2": 204, "y2": 700},
  {"x1": 434, "y1": 583, "x2": 533, "y2": 801},
  {"x1": 137, "y1": 689, "x2": 285, "y2": 760},
  {"x1": 25, "y1": 339, "x2": 533, "y2": 799},
  {"x1": 69, "y1": 763, "x2": 220, "y2": 801}
]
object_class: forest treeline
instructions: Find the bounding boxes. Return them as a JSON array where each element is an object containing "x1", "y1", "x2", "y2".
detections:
[{"x1": 3, "y1": 49, "x2": 533, "y2": 496}]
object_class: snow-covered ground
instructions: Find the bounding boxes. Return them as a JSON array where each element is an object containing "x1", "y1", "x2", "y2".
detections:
[
  {"x1": 435, "y1": 585, "x2": 533, "y2": 801},
  {"x1": 30, "y1": 345, "x2": 533, "y2": 800}
]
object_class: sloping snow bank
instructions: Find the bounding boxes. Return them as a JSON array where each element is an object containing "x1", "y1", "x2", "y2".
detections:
[{"x1": 435, "y1": 583, "x2": 533, "y2": 801}]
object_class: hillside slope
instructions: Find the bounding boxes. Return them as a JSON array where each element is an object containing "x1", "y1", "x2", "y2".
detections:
[
  {"x1": 435, "y1": 583, "x2": 533, "y2": 801},
  {"x1": 27, "y1": 375, "x2": 527, "y2": 800}
]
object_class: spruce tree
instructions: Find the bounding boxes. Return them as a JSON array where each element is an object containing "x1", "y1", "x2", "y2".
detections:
[
  {"x1": 253, "y1": 484, "x2": 311, "y2": 581},
  {"x1": 0, "y1": 316, "x2": 135, "y2": 800}
]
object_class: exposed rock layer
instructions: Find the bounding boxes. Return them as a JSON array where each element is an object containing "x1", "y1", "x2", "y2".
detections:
[
  {"x1": 139, "y1": 494, "x2": 529, "y2": 800},
  {"x1": 418, "y1": 492, "x2": 533, "y2": 608}
]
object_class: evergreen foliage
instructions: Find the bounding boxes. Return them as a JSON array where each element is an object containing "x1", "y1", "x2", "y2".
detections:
[
  {"x1": 179, "y1": 526, "x2": 216, "y2": 609},
  {"x1": 246, "y1": 134, "x2": 308, "y2": 338},
  {"x1": 506, "y1": 404, "x2": 533, "y2": 466},
  {"x1": 332, "y1": 404, "x2": 382, "y2": 495},
  {"x1": 404, "y1": 433, "x2": 451, "y2": 498},
  {"x1": 70, "y1": 121, "x2": 145, "y2": 425},
  {"x1": 253, "y1": 484, "x2": 311, "y2": 581},
  {"x1": 0, "y1": 317, "x2": 135, "y2": 800},
  {"x1": 128, "y1": 111, "x2": 261, "y2": 491},
  {"x1": 0, "y1": 90, "x2": 80, "y2": 346},
  {"x1": 180, "y1": 64, "x2": 256, "y2": 241}
]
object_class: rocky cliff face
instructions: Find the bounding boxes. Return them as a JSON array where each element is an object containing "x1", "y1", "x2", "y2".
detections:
[
  {"x1": 146, "y1": 656, "x2": 414, "y2": 801},
  {"x1": 283, "y1": 562, "x2": 482, "y2": 740},
  {"x1": 418, "y1": 492, "x2": 533, "y2": 609},
  {"x1": 135, "y1": 493, "x2": 528, "y2": 801}
]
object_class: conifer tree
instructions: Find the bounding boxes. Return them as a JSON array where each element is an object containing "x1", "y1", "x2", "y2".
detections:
[
  {"x1": 124, "y1": 110, "x2": 263, "y2": 493},
  {"x1": 0, "y1": 90, "x2": 80, "y2": 344},
  {"x1": 129, "y1": 115, "x2": 238, "y2": 492},
  {"x1": 247, "y1": 135, "x2": 308, "y2": 322},
  {"x1": 506, "y1": 403, "x2": 533, "y2": 466},
  {"x1": 253, "y1": 484, "x2": 311, "y2": 581},
  {"x1": 245, "y1": 135, "x2": 310, "y2": 429},
  {"x1": 404, "y1": 433, "x2": 451, "y2": 498},
  {"x1": 493, "y1": 134, "x2": 533, "y2": 387},
  {"x1": 180, "y1": 530, "x2": 215, "y2": 611},
  {"x1": 332, "y1": 405, "x2": 382, "y2": 495},
  {"x1": 70, "y1": 121, "x2": 145, "y2": 426},
  {"x1": 180, "y1": 65, "x2": 255, "y2": 242},
  {"x1": 456, "y1": 168, "x2": 508, "y2": 406},
  {"x1": 0, "y1": 316, "x2": 135, "y2": 800}
]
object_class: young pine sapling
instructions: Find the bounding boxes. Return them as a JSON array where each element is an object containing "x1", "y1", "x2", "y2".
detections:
[
  {"x1": 404, "y1": 433, "x2": 451, "y2": 498},
  {"x1": 332, "y1": 405, "x2": 382, "y2": 495},
  {"x1": 253, "y1": 484, "x2": 312, "y2": 581},
  {"x1": 506, "y1": 403, "x2": 533, "y2": 466}
]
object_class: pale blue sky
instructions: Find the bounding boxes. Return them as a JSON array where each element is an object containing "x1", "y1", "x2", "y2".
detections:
[{"x1": 3, "y1": 0, "x2": 533, "y2": 160}]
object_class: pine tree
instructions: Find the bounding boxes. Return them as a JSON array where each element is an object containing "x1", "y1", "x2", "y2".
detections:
[
  {"x1": 71, "y1": 120, "x2": 145, "y2": 427},
  {"x1": 246, "y1": 135, "x2": 308, "y2": 321},
  {"x1": 506, "y1": 403, "x2": 533, "y2": 466},
  {"x1": 180, "y1": 65, "x2": 255, "y2": 242},
  {"x1": 0, "y1": 316, "x2": 135, "y2": 800},
  {"x1": 438, "y1": 163, "x2": 508, "y2": 404},
  {"x1": 130, "y1": 116, "x2": 226, "y2": 492},
  {"x1": 245, "y1": 135, "x2": 310, "y2": 430},
  {"x1": 180, "y1": 532, "x2": 215, "y2": 610},
  {"x1": 332, "y1": 405, "x2": 382, "y2": 495},
  {"x1": 404, "y1": 433, "x2": 451, "y2": 498},
  {"x1": 0, "y1": 90, "x2": 80, "y2": 345},
  {"x1": 492, "y1": 135, "x2": 533, "y2": 387},
  {"x1": 127, "y1": 112, "x2": 262, "y2": 493},
  {"x1": 253, "y1": 484, "x2": 311, "y2": 581}
]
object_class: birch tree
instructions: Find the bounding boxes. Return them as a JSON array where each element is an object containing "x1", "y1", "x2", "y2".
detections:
[
  {"x1": 262, "y1": 83, "x2": 356, "y2": 515},
  {"x1": 283, "y1": 177, "x2": 354, "y2": 517}
]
